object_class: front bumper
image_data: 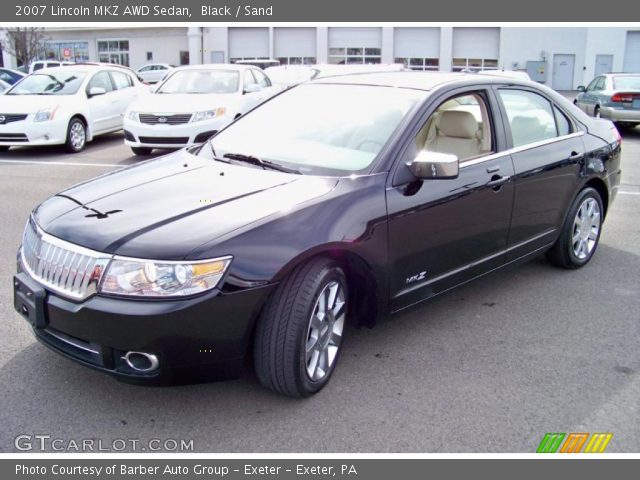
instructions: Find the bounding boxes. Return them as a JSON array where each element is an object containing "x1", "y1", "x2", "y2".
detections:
[
  {"x1": 0, "y1": 117, "x2": 68, "y2": 146},
  {"x1": 123, "y1": 116, "x2": 230, "y2": 149},
  {"x1": 14, "y1": 270, "x2": 275, "y2": 383},
  {"x1": 599, "y1": 106, "x2": 640, "y2": 123}
]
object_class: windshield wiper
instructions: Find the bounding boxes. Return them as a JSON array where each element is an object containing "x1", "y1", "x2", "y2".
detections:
[{"x1": 222, "y1": 153, "x2": 301, "y2": 174}]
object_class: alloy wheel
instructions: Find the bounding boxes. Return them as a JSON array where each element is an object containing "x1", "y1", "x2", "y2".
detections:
[
  {"x1": 70, "y1": 122, "x2": 86, "y2": 150},
  {"x1": 572, "y1": 197, "x2": 601, "y2": 260},
  {"x1": 305, "y1": 280, "x2": 346, "y2": 382}
]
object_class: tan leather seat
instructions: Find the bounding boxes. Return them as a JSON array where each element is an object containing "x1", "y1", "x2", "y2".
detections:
[{"x1": 424, "y1": 110, "x2": 481, "y2": 160}]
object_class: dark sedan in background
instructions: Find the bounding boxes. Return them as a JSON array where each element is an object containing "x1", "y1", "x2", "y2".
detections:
[
  {"x1": 575, "y1": 73, "x2": 640, "y2": 128},
  {"x1": 14, "y1": 72, "x2": 621, "y2": 397}
]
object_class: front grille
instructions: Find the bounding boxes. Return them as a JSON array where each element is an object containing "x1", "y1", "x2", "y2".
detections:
[
  {"x1": 139, "y1": 113, "x2": 192, "y2": 125},
  {"x1": 138, "y1": 136, "x2": 189, "y2": 145},
  {"x1": 0, "y1": 114, "x2": 28, "y2": 124},
  {"x1": 0, "y1": 133, "x2": 28, "y2": 142},
  {"x1": 21, "y1": 218, "x2": 111, "y2": 301}
]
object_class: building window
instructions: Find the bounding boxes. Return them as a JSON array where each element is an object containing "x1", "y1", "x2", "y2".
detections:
[
  {"x1": 97, "y1": 40, "x2": 130, "y2": 66},
  {"x1": 395, "y1": 57, "x2": 439, "y2": 71},
  {"x1": 179, "y1": 51, "x2": 189, "y2": 65},
  {"x1": 277, "y1": 56, "x2": 317, "y2": 65},
  {"x1": 146, "y1": 51, "x2": 153, "y2": 61},
  {"x1": 45, "y1": 41, "x2": 90, "y2": 62},
  {"x1": 328, "y1": 48, "x2": 381, "y2": 65},
  {"x1": 452, "y1": 58, "x2": 498, "y2": 72}
]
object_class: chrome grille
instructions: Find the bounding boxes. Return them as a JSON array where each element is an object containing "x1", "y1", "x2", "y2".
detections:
[
  {"x1": 20, "y1": 219, "x2": 111, "y2": 301},
  {"x1": 139, "y1": 113, "x2": 192, "y2": 125}
]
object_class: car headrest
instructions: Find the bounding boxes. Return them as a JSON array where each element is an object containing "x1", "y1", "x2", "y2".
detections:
[{"x1": 438, "y1": 110, "x2": 479, "y2": 139}]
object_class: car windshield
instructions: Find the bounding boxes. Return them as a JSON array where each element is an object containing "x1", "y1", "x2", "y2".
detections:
[
  {"x1": 613, "y1": 76, "x2": 640, "y2": 90},
  {"x1": 156, "y1": 70, "x2": 239, "y2": 94},
  {"x1": 6, "y1": 71, "x2": 86, "y2": 95},
  {"x1": 205, "y1": 83, "x2": 425, "y2": 175}
]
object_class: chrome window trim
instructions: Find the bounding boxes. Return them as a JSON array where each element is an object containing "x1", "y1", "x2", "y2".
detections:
[{"x1": 459, "y1": 131, "x2": 585, "y2": 169}]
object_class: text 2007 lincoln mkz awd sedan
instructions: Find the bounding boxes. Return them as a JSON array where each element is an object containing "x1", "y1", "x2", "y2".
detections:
[{"x1": 14, "y1": 72, "x2": 621, "y2": 397}]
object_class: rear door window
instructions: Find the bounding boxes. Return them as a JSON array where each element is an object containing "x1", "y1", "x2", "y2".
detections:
[{"x1": 498, "y1": 89, "x2": 559, "y2": 147}]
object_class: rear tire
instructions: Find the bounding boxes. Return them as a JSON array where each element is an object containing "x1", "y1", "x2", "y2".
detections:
[
  {"x1": 65, "y1": 118, "x2": 86, "y2": 153},
  {"x1": 546, "y1": 187, "x2": 603, "y2": 269},
  {"x1": 131, "y1": 147, "x2": 153, "y2": 156},
  {"x1": 254, "y1": 257, "x2": 348, "y2": 398}
]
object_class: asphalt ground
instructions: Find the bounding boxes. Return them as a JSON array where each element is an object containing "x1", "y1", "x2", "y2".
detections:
[{"x1": 0, "y1": 126, "x2": 638, "y2": 453}]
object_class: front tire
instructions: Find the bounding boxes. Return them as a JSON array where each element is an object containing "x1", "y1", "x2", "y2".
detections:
[
  {"x1": 547, "y1": 187, "x2": 603, "y2": 269},
  {"x1": 131, "y1": 147, "x2": 153, "y2": 156},
  {"x1": 254, "y1": 257, "x2": 348, "y2": 398},
  {"x1": 65, "y1": 118, "x2": 86, "y2": 153}
]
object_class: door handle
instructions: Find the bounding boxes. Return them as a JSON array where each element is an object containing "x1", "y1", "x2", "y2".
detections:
[
  {"x1": 486, "y1": 166, "x2": 500, "y2": 174},
  {"x1": 487, "y1": 175, "x2": 511, "y2": 189},
  {"x1": 569, "y1": 151, "x2": 584, "y2": 161}
]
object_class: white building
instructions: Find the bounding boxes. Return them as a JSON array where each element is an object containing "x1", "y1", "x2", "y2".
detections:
[{"x1": 3, "y1": 26, "x2": 639, "y2": 89}]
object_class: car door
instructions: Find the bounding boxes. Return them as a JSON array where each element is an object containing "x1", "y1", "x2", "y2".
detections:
[
  {"x1": 386, "y1": 87, "x2": 515, "y2": 311},
  {"x1": 86, "y1": 71, "x2": 119, "y2": 133},
  {"x1": 109, "y1": 70, "x2": 138, "y2": 127},
  {"x1": 495, "y1": 87, "x2": 585, "y2": 261}
]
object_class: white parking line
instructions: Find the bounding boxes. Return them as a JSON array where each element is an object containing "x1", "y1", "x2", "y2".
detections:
[
  {"x1": 0, "y1": 159, "x2": 124, "y2": 168},
  {"x1": 619, "y1": 191, "x2": 640, "y2": 196}
]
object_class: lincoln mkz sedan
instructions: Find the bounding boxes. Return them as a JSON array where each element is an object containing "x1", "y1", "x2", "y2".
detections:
[{"x1": 13, "y1": 72, "x2": 621, "y2": 397}]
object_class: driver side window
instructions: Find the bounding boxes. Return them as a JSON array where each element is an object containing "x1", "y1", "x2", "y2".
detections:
[{"x1": 413, "y1": 92, "x2": 494, "y2": 162}]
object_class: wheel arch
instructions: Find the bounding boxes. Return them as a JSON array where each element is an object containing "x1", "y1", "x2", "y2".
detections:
[
  {"x1": 69, "y1": 113, "x2": 92, "y2": 141},
  {"x1": 271, "y1": 246, "x2": 383, "y2": 328},
  {"x1": 583, "y1": 176, "x2": 609, "y2": 218}
]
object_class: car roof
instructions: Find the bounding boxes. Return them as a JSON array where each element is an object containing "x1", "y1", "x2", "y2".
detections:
[
  {"x1": 173, "y1": 63, "x2": 254, "y2": 72},
  {"x1": 34, "y1": 64, "x2": 123, "y2": 74},
  {"x1": 310, "y1": 71, "x2": 524, "y2": 91}
]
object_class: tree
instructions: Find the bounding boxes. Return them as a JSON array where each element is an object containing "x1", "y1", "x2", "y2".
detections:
[{"x1": 0, "y1": 27, "x2": 47, "y2": 67}]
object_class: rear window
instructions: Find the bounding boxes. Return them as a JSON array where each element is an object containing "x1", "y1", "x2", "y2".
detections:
[{"x1": 613, "y1": 76, "x2": 640, "y2": 90}]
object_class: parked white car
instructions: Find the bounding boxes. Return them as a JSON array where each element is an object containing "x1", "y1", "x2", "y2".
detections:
[
  {"x1": 0, "y1": 65, "x2": 149, "y2": 152},
  {"x1": 123, "y1": 64, "x2": 281, "y2": 155},
  {"x1": 136, "y1": 63, "x2": 175, "y2": 84}
]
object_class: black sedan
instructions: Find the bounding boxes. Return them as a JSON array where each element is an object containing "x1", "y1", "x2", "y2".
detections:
[{"x1": 14, "y1": 72, "x2": 622, "y2": 397}]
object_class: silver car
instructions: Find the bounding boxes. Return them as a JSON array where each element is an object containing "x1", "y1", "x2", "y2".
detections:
[{"x1": 575, "y1": 73, "x2": 640, "y2": 128}]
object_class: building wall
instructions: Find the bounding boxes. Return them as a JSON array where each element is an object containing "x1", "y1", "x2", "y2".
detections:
[
  {"x1": 3, "y1": 27, "x2": 188, "y2": 70},
  {"x1": 4, "y1": 26, "x2": 637, "y2": 88}
]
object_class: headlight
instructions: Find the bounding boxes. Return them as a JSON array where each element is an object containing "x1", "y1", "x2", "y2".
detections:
[
  {"x1": 126, "y1": 111, "x2": 140, "y2": 122},
  {"x1": 34, "y1": 107, "x2": 58, "y2": 122},
  {"x1": 191, "y1": 107, "x2": 226, "y2": 123},
  {"x1": 99, "y1": 256, "x2": 232, "y2": 298}
]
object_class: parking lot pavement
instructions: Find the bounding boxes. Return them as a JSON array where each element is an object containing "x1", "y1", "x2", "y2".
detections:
[{"x1": 1, "y1": 129, "x2": 639, "y2": 453}]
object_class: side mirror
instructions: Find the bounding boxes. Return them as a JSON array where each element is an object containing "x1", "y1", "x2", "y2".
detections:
[
  {"x1": 88, "y1": 86, "x2": 106, "y2": 97},
  {"x1": 577, "y1": 85, "x2": 586, "y2": 92},
  {"x1": 406, "y1": 151, "x2": 459, "y2": 180},
  {"x1": 244, "y1": 83, "x2": 261, "y2": 94}
]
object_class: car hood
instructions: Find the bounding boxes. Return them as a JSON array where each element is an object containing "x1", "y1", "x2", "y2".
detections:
[
  {"x1": 0, "y1": 94, "x2": 73, "y2": 113},
  {"x1": 129, "y1": 93, "x2": 239, "y2": 114},
  {"x1": 33, "y1": 150, "x2": 338, "y2": 259}
]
